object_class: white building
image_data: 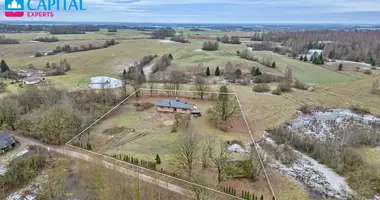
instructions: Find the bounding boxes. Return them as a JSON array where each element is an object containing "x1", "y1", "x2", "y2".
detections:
[{"x1": 23, "y1": 76, "x2": 41, "y2": 85}]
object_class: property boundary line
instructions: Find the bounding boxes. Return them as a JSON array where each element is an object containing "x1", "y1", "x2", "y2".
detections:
[{"x1": 65, "y1": 88, "x2": 276, "y2": 199}]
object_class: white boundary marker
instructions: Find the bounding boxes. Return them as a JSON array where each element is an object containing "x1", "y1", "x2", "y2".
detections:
[{"x1": 66, "y1": 87, "x2": 276, "y2": 199}]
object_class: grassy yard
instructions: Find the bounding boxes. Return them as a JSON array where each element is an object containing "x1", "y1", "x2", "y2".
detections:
[{"x1": 252, "y1": 51, "x2": 356, "y2": 84}]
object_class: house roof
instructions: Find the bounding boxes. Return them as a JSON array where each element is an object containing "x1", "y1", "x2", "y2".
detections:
[
  {"x1": 24, "y1": 76, "x2": 40, "y2": 82},
  {"x1": 156, "y1": 98, "x2": 194, "y2": 110},
  {"x1": 0, "y1": 132, "x2": 15, "y2": 149}
]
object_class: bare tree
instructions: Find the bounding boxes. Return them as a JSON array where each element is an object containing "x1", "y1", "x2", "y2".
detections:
[
  {"x1": 284, "y1": 66, "x2": 293, "y2": 81},
  {"x1": 126, "y1": 62, "x2": 146, "y2": 98},
  {"x1": 194, "y1": 76, "x2": 208, "y2": 99},
  {"x1": 205, "y1": 137, "x2": 229, "y2": 183},
  {"x1": 372, "y1": 77, "x2": 380, "y2": 94},
  {"x1": 173, "y1": 133, "x2": 199, "y2": 177},
  {"x1": 165, "y1": 70, "x2": 186, "y2": 96},
  {"x1": 148, "y1": 73, "x2": 156, "y2": 97},
  {"x1": 0, "y1": 99, "x2": 20, "y2": 130},
  {"x1": 209, "y1": 86, "x2": 239, "y2": 122}
]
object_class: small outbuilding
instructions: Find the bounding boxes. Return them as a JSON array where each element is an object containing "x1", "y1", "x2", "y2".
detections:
[
  {"x1": 156, "y1": 98, "x2": 200, "y2": 115},
  {"x1": 23, "y1": 76, "x2": 41, "y2": 85},
  {"x1": 0, "y1": 132, "x2": 16, "y2": 152}
]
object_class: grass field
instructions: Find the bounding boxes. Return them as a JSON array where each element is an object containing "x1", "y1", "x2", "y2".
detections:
[{"x1": 252, "y1": 51, "x2": 356, "y2": 84}]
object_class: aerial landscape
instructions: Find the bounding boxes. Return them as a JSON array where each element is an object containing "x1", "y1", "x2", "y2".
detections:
[{"x1": 0, "y1": 1, "x2": 380, "y2": 200}]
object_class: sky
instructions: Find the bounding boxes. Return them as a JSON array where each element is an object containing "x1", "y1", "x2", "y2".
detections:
[{"x1": 1, "y1": 0, "x2": 380, "y2": 24}]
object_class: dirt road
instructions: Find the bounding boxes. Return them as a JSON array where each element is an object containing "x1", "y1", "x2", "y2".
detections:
[{"x1": 13, "y1": 135, "x2": 187, "y2": 196}]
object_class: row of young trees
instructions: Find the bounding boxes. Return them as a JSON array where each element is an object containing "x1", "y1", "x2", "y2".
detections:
[
  {"x1": 299, "y1": 54, "x2": 324, "y2": 65},
  {"x1": 36, "y1": 39, "x2": 118, "y2": 57},
  {"x1": 32, "y1": 36, "x2": 59, "y2": 42},
  {"x1": 202, "y1": 41, "x2": 219, "y2": 51},
  {"x1": 217, "y1": 35, "x2": 241, "y2": 44},
  {"x1": 0, "y1": 35, "x2": 19, "y2": 44}
]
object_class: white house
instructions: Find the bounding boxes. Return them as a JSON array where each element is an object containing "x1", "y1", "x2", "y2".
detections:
[
  {"x1": 305, "y1": 49, "x2": 323, "y2": 61},
  {"x1": 23, "y1": 76, "x2": 41, "y2": 85}
]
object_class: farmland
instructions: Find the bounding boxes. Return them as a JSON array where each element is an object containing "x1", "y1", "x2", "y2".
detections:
[{"x1": 1, "y1": 26, "x2": 380, "y2": 200}]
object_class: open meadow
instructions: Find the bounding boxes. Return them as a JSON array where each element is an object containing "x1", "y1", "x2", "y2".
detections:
[{"x1": 2, "y1": 27, "x2": 380, "y2": 200}]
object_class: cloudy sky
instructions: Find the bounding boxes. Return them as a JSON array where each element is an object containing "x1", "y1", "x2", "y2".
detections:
[{"x1": 1, "y1": 0, "x2": 380, "y2": 23}]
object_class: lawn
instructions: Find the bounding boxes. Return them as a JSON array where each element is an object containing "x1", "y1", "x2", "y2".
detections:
[{"x1": 252, "y1": 51, "x2": 356, "y2": 84}]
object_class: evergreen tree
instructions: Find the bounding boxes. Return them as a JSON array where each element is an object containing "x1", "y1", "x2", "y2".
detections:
[
  {"x1": 215, "y1": 66, "x2": 220, "y2": 76},
  {"x1": 260, "y1": 195, "x2": 264, "y2": 200},
  {"x1": 168, "y1": 53, "x2": 173, "y2": 60},
  {"x1": 206, "y1": 67, "x2": 211, "y2": 76},
  {"x1": 318, "y1": 53, "x2": 324, "y2": 65},
  {"x1": 370, "y1": 56, "x2": 376, "y2": 66},
  {"x1": 0, "y1": 60, "x2": 10, "y2": 73},
  {"x1": 251, "y1": 66, "x2": 256, "y2": 76},
  {"x1": 155, "y1": 154, "x2": 161, "y2": 164},
  {"x1": 356, "y1": 56, "x2": 360, "y2": 62},
  {"x1": 255, "y1": 67, "x2": 262, "y2": 75},
  {"x1": 86, "y1": 142, "x2": 92, "y2": 150},
  {"x1": 338, "y1": 63, "x2": 343, "y2": 71},
  {"x1": 235, "y1": 69, "x2": 242, "y2": 78},
  {"x1": 303, "y1": 56, "x2": 308, "y2": 62},
  {"x1": 271, "y1": 61, "x2": 276, "y2": 68},
  {"x1": 313, "y1": 56, "x2": 318, "y2": 64},
  {"x1": 310, "y1": 55, "x2": 314, "y2": 62},
  {"x1": 299, "y1": 55, "x2": 303, "y2": 61},
  {"x1": 122, "y1": 69, "x2": 127, "y2": 79}
]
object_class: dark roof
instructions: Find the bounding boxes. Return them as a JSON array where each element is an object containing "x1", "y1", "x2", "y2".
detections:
[
  {"x1": 156, "y1": 98, "x2": 194, "y2": 110},
  {"x1": 0, "y1": 132, "x2": 15, "y2": 149}
]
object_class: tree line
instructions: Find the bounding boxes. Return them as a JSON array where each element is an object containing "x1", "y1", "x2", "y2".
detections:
[
  {"x1": 151, "y1": 27, "x2": 176, "y2": 39},
  {"x1": 32, "y1": 36, "x2": 59, "y2": 43},
  {"x1": 217, "y1": 35, "x2": 241, "y2": 44},
  {"x1": 35, "y1": 39, "x2": 118, "y2": 57},
  {"x1": 0, "y1": 35, "x2": 19, "y2": 44},
  {"x1": 49, "y1": 25, "x2": 99, "y2": 34}
]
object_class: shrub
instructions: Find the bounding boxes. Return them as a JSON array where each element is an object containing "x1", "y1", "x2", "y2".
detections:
[
  {"x1": 271, "y1": 88, "x2": 282, "y2": 95},
  {"x1": 34, "y1": 52, "x2": 43, "y2": 57},
  {"x1": 276, "y1": 81, "x2": 292, "y2": 92},
  {"x1": 252, "y1": 74, "x2": 283, "y2": 83},
  {"x1": 364, "y1": 69, "x2": 372, "y2": 75},
  {"x1": 350, "y1": 105, "x2": 370, "y2": 115},
  {"x1": 356, "y1": 66, "x2": 360, "y2": 72},
  {"x1": 371, "y1": 66, "x2": 377, "y2": 70},
  {"x1": 293, "y1": 79, "x2": 308, "y2": 90},
  {"x1": 202, "y1": 41, "x2": 219, "y2": 51},
  {"x1": 134, "y1": 101, "x2": 154, "y2": 111},
  {"x1": 252, "y1": 84, "x2": 270, "y2": 93}
]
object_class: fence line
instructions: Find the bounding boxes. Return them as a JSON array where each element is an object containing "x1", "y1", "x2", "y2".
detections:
[
  {"x1": 66, "y1": 89, "x2": 139, "y2": 145},
  {"x1": 235, "y1": 94, "x2": 276, "y2": 199},
  {"x1": 65, "y1": 87, "x2": 275, "y2": 199}
]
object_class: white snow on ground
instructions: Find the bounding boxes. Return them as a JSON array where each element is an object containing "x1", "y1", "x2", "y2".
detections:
[
  {"x1": 227, "y1": 144, "x2": 248, "y2": 154},
  {"x1": 289, "y1": 109, "x2": 380, "y2": 141},
  {"x1": 326, "y1": 60, "x2": 380, "y2": 70},
  {"x1": 0, "y1": 148, "x2": 29, "y2": 176},
  {"x1": 194, "y1": 49, "x2": 203, "y2": 52},
  {"x1": 88, "y1": 76, "x2": 123, "y2": 89},
  {"x1": 158, "y1": 40, "x2": 180, "y2": 44},
  {"x1": 143, "y1": 63, "x2": 155, "y2": 77}
]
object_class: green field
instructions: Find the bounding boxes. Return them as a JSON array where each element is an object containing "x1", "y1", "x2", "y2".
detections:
[{"x1": 252, "y1": 51, "x2": 356, "y2": 84}]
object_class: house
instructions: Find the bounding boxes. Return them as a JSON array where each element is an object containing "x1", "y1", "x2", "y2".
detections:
[
  {"x1": 23, "y1": 76, "x2": 41, "y2": 85},
  {"x1": 305, "y1": 49, "x2": 323, "y2": 61},
  {"x1": 0, "y1": 132, "x2": 16, "y2": 152},
  {"x1": 156, "y1": 98, "x2": 201, "y2": 116}
]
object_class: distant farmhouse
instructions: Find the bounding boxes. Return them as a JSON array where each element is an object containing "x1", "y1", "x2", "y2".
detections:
[
  {"x1": 23, "y1": 76, "x2": 40, "y2": 85},
  {"x1": 0, "y1": 131, "x2": 16, "y2": 152},
  {"x1": 156, "y1": 98, "x2": 201, "y2": 116},
  {"x1": 305, "y1": 49, "x2": 323, "y2": 61}
]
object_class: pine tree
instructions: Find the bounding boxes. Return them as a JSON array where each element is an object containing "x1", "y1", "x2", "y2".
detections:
[
  {"x1": 303, "y1": 56, "x2": 308, "y2": 62},
  {"x1": 338, "y1": 63, "x2": 343, "y2": 71},
  {"x1": 271, "y1": 61, "x2": 276, "y2": 68},
  {"x1": 0, "y1": 60, "x2": 10, "y2": 73},
  {"x1": 235, "y1": 69, "x2": 242, "y2": 78},
  {"x1": 155, "y1": 154, "x2": 161, "y2": 164},
  {"x1": 318, "y1": 53, "x2": 324, "y2": 65},
  {"x1": 272, "y1": 197, "x2": 276, "y2": 200},
  {"x1": 299, "y1": 55, "x2": 303, "y2": 61},
  {"x1": 313, "y1": 56, "x2": 318, "y2": 64},
  {"x1": 260, "y1": 195, "x2": 264, "y2": 200},
  {"x1": 310, "y1": 55, "x2": 314, "y2": 62},
  {"x1": 122, "y1": 69, "x2": 127, "y2": 79},
  {"x1": 370, "y1": 56, "x2": 376, "y2": 66},
  {"x1": 86, "y1": 142, "x2": 92, "y2": 150},
  {"x1": 215, "y1": 66, "x2": 220, "y2": 76},
  {"x1": 251, "y1": 66, "x2": 256, "y2": 76},
  {"x1": 255, "y1": 67, "x2": 262, "y2": 76},
  {"x1": 206, "y1": 67, "x2": 211, "y2": 76}
]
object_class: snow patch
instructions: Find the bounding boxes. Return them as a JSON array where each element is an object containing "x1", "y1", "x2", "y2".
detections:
[
  {"x1": 158, "y1": 40, "x2": 179, "y2": 44},
  {"x1": 88, "y1": 76, "x2": 123, "y2": 89},
  {"x1": 227, "y1": 144, "x2": 248, "y2": 154},
  {"x1": 0, "y1": 148, "x2": 29, "y2": 176},
  {"x1": 194, "y1": 49, "x2": 203, "y2": 52}
]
